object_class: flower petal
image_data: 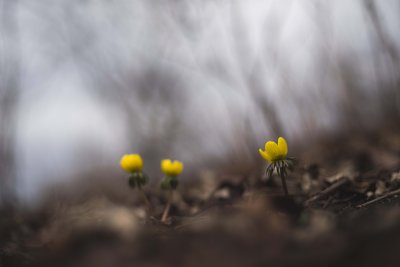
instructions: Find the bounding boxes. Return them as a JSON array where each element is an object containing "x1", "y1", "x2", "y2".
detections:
[
  {"x1": 278, "y1": 137, "x2": 288, "y2": 157},
  {"x1": 173, "y1": 161, "x2": 184, "y2": 175},
  {"x1": 265, "y1": 141, "x2": 279, "y2": 160},
  {"x1": 161, "y1": 159, "x2": 172, "y2": 174},
  {"x1": 259, "y1": 149, "x2": 272, "y2": 162}
]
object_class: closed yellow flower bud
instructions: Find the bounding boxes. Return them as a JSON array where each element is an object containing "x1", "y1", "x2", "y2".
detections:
[
  {"x1": 161, "y1": 159, "x2": 184, "y2": 177},
  {"x1": 120, "y1": 154, "x2": 143, "y2": 173}
]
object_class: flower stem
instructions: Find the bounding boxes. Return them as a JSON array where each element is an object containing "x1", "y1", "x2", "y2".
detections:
[
  {"x1": 138, "y1": 186, "x2": 151, "y2": 211},
  {"x1": 279, "y1": 168, "x2": 289, "y2": 196},
  {"x1": 161, "y1": 190, "x2": 173, "y2": 223}
]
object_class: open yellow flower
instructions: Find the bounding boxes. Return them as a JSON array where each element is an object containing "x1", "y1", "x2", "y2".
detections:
[
  {"x1": 259, "y1": 137, "x2": 288, "y2": 163},
  {"x1": 161, "y1": 159, "x2": 184, "y2": 177},
  {"x1": 120, "y1": 154, "x2": 143, "y2": 173}
]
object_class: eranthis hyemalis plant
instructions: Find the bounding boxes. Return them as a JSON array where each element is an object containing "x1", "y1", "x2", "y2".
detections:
[
  {"x1": 259, "y1": 137, "x2": 295, "y2": 195},
  {"x1": 160, "y1": 159, "x2": 184, "y2": 223},
  {"x1": 120, "y1": 154, "x2": 150, "y2": 207}
]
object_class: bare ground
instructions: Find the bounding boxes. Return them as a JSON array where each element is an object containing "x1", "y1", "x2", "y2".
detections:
[{"x1": 1, "y1": 127, "x2": 400, "y2": 267}]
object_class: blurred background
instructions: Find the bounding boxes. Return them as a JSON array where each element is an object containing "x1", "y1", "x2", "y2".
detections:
[{"x1": 0, "y1": 0, "x2": 399, "y2": 205}]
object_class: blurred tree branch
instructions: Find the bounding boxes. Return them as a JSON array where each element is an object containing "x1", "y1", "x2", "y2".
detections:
[
  {"x1": 364, "y1": 0, "x2": 400, "y2": 117},
  {"x1": 0, "y1": 0, "x2": 20, "y2": 204}
]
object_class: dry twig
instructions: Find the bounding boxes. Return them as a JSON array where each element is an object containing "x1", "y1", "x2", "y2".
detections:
[
  {"x1": 305, "y1": 178, "x2": 350, "y2": 206},
  {"x1": 357, "y1": 188, "x2": 400, "y2": 209}
]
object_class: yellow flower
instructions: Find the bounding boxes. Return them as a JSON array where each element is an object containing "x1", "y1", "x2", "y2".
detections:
[
  {"x1": 120, "y1": 154, "x2": 143, "y2": 173},
  {"x1": 161, "y1": 159, "x2": 184, "y2": 177},
  {"x1": 259, "y1": 137, "x2": 288, "y2": 163}
]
